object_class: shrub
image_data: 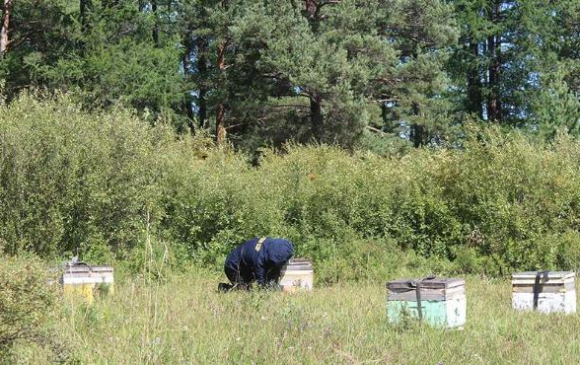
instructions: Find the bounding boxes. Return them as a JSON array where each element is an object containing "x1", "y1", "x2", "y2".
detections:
[
  {"x1": 0, "y1": 92, "x2": 175, "y2": 257},
  {"x1": 5, "y1": 95, "x2": 580, "y2": 279},
  {"x1": 0, "y1": 254, "x2": 58, "y2": 360}
]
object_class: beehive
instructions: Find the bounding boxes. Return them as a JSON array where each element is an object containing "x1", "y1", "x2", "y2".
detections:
[
  {"x1": 279, "y1": 258, "x2": 313, "y2": 292},
  {"x1": 512, "y1": 271, "x2": 576, "y2": 314},
  {"x1": 386, "y1": 277, "x2": 466, "y2": 328},
  {"x1": 60, "y1": 262, "x2": 114, "y2": 304}
]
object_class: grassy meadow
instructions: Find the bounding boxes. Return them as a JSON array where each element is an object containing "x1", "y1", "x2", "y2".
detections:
[{"x1": 13, "y1": 270, "x2": 580, "y2": 364}]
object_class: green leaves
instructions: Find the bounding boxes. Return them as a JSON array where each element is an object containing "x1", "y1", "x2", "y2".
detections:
[
  {"x1": 225, "y1": 0, "x2": 457, "y2": 146},
  {"x1": 0, "y1": 254, "x2": 58, "y2": 361}
]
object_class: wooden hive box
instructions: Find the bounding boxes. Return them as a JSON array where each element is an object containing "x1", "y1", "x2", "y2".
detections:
[
  {"x1": 386, "y1": 277, "x2": 466, "y2": 328},
  {"x1": 60, "y1": 262, "x2": 114, "y2": 304},
  {"x1": 279, "y1": 258, "x2": 313, "y2": 292},
  {"x1": 512, "y1": 271, "x2": 576, "y2": 314}
]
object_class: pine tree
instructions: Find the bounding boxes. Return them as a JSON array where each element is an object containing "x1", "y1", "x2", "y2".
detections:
[
  {"x1": 232, "y1": 0, "x2": 457, "y2": 147},
  {"x1": 529, "y1": 1, "x2": 580, "y2": 136},
  {"x1": 447, "y1": 0, "x2": 560, "y2": 127},
  {"x1": 49, "y1": 1, "x2": 184, "y2": 122},
  {"x1": 0, "y1": 0, "x2": 78, "y2": 100},
  {"x1": 533, "y1": 75, "x2": 580, "y2": 137},
  {"x1": 179, "y1": 0, "x2": 279, "y2": 145},
  {"x1": 0, "y1": 0, "x2": 14, "y2": 59},
  {"x1": 555, "y1": 1, "x2": 580, "y2": 98}
]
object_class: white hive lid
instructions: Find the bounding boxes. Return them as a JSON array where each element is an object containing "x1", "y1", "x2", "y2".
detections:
[
  {"x1": 63, "y1": 264, "x2": 114, "y2": 274},
  {"x1": 61, "y1": 262, "x2": 114, "y2": 284},
  {"x1": 512, "y1": 271, "x2": 575, "y2": 285},
  {"x1": 286, "y1": 258, "x2": 313, "y2": 271},
  {"x1": 512, "y1": 271, "x2": 575, "y2": 278}
]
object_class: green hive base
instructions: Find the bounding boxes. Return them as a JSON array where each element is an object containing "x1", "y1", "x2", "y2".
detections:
[
  {"x1": 386, "y1": 277, "x2": 466, "y2": 329},
  {"x1": 387, "y1": 294, "x2": 466, "y2": 328}
]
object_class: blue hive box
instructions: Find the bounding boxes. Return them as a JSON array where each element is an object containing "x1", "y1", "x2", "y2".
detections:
[{"x1": 386, "y1": 277, "x2": 466, "y2": 329}]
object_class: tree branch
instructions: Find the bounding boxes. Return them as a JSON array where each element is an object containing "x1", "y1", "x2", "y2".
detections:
[
  {"x1": 367, "y1": 125, "x2": 387, "y2": 135},
  {"x1": 225, "y1": 122, "x2": 244, "y2": 131},
  {"x1": 319, "y1": 0, "x2": 341, "y2": 8}
]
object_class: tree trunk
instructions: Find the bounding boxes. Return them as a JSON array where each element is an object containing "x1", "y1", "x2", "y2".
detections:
[
  {"x1": 101, "y1": 0, "x2": 119, "y2": 7},
  {"x1": 487, "y1": 34, "x2": 502, "y2": 121},
  {"x1": 381, "y1": 103, "x2": 388, "y2": 132},
  {"x1": 216, "y1": 104, "x2": 226, "y2": 145},
  {"x1": 152, "y1": 0, "x2": 159, "y2": 47},
  {"x1": 467, "y1": 39, "x2": 483, "y2": 119},
  {"x1": 79, "y1": 0, "x2": 92, "y2": 55},
  {"x1": 0, "y1": 0, "x2": 14, "y2": 59},
  {"x1": 80, "y1": 0, "x2": 92, "y2": 35},
  {"x1": 304, "y1": 0, "x2": 321, "y2": 33},
  {"x1": 196, "y1": 37, "x2": 208, "y2": 129},
  {"x1": 487, "y1": 1, "x2": 502, "y2": 122},
  {"x1": 410, "y1": 101, "x2": 424, "y2": 147},
  {"x1": 182, "y1": 98, "x2": 195, "y2": 134},
  {"x1": 182, "y1": 43, "x2": 195, "y2": 134},
  {"x1": 411, "y1": 124, "x2": 424, "y2": 148},
  {"x1": 216, "y1": 41, "x2": 227, "y2": 146},
  {"x1": 310, "y1": 94, "x2": 323, "y2": 142}
]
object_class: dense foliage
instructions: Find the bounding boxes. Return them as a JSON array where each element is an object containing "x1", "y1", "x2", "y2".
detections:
[
  {"x1": 0, "y1": 255, "x2": 60, "y2": 362},
  {"x1": 1, "y1": 0, "x2": 579, "y2": 148},
  {"x1": 3, "y1": 95, "x2": 580, "y2": 278}
]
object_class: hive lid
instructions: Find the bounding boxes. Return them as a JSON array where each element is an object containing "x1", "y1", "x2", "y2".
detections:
[
  {"x1": 290, "y1": 258, "x2": 311, "y2": 263},
  {"x1": 512, "y1": 271, "x2": 575, "y2": 279},
  {"x1": 386, "y1": 277, "x2": 464, "y2": 290},
  {"x1": 286, "y1": 258, "x2": 313, "y2": 271},
  {"x1": 64, "y1": 263, "x2": 113, "y2": 273},
  {"x1": 512, "y1": 271, "x2": 575, "y2": 285},
  {"x1": 387, "y1": 277, "x2": 465, "y2": 301}
]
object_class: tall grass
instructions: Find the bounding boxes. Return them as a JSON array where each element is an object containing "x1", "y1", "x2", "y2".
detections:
[{"x1": 19, "y1": 272, "x2": 580, "y2": 364}]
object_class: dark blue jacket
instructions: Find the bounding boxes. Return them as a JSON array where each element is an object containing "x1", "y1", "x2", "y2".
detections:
[{"x1": 225, "y1": 237, "x2": 294, "y2": 285}]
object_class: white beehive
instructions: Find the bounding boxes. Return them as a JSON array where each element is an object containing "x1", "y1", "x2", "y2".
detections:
[
  {"x1": 512, "y1": 271, "x2": 576, "y2": 314},
  {"x1": 279, "y1": 258, "x2": 313, "y2": 292},
  {"x1": 60, "y1": 262, "x2": 114, "y2": 303}
]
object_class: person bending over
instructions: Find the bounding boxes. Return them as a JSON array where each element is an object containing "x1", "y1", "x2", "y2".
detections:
[{"x1": 220, "y1": 237, "x2": 294, "y2": 291}]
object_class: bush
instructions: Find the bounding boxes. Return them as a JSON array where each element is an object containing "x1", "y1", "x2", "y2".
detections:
[
  {"x1": 0, "y1": 92, "x2": 175, "y2": 258},
  {"x1": 313, "y1": 236, "x2": 415, "y2": 284},
  {"x1": 555, "y1": 230, "x2": 580, "y2": 272},
  {"x1": 5, "y1": 95, "x2": 580, "y2": 279},
  {"x1": 0, "y1": 254, "x2": 58, "y2": 361}
]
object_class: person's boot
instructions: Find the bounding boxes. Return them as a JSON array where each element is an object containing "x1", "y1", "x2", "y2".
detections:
[
  {"x1": 259, "y1": 282, "x2": 283, "y2": 291},
  {"x1": 236, "y1": 283, "x2": 251, "y2": 291},
  {"x1": 218, "y1": 283, "x2": 233, "y2": 292}
]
